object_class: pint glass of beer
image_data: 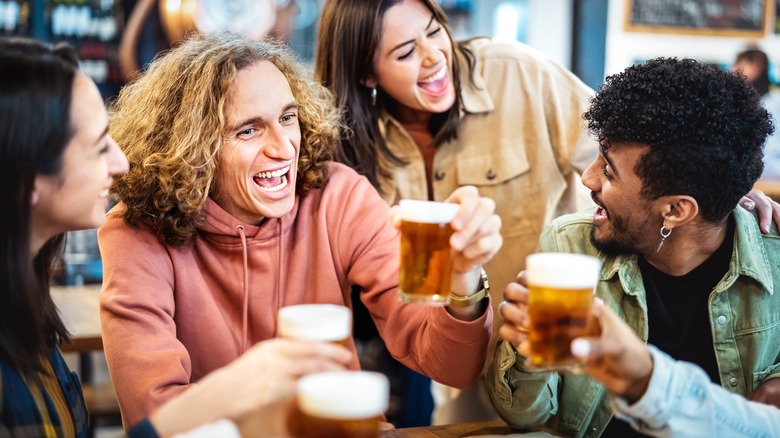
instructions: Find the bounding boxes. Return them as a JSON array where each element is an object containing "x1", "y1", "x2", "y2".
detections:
[
  {"x1": 525, "y1": 253, "x2": 601, "y2": 371},
  {"x1": 398, "y1": 199, "x2": 459, "y2": 306},
  {"x1": 293, "y1": 371, "x2": 389, "y2": 438},
  {"x1": 278, "y1": 304, "x2": 352, "y2": 347}
]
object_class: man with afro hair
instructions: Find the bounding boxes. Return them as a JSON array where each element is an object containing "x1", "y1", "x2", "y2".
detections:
[{"x1": 490, "y1": 57, "x2": 780, "y2": 437}]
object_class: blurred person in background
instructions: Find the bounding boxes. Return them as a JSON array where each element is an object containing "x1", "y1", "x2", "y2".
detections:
[
  {"x1": 736, "y1": 47, "x2": 780, "y2": 180},
  {"x1": 732, "y1": 47, "x2": 771, "y2": 97}
]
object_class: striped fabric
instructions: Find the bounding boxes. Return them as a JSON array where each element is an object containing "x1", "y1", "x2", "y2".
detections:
[{"x1": 0, "y1": 348, "x2": 88, "y2": 437}]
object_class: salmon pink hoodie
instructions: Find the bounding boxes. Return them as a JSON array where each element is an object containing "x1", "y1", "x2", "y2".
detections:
[{"x1": 98, "y1": 163, "x2": 492, "y2": 428}]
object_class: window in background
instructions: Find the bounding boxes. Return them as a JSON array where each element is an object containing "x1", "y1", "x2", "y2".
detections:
[{"x1": 493, "y1": 0, "x2": 528, "y2": 42}]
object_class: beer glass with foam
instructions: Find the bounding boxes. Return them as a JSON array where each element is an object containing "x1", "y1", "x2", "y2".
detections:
[
  {"x1": 525, "y1": 252, "x2": 601, "y2": 371},
  {"x1": 278, "y1": 304, "x2": 352, "y2": 347},
  {"x1": 398, "y1": 199, "x2": 459, "y2": 306},
  {"x1": 293, "y1": 371, "x2": 389, "y2": 438}
]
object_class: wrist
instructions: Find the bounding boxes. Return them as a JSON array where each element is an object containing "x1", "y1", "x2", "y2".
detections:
[
  {"x1": 622, "y1": 355, "x2": 654, "y2": 404},
  {"x1": 448, "y1": 268, "x2": 489, "y2": 308}
]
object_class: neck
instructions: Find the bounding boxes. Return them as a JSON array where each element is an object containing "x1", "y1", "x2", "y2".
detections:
[
  {"x1": 640, "y1": 220, "x2": 728, "y2": 276},
  {"x1": 391, "y1": 104, "x2": 434, "y2": 129},
  {"x1": 30, "y1": 233, "x2": 48, "y2": 257}
]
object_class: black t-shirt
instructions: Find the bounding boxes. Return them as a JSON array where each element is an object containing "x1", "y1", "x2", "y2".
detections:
[{"x1": 601, "y1": 221, "x2": 734, "y2": 437}]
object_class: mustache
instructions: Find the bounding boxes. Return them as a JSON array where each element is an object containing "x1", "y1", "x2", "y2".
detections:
[{"x1": 590, "y1": 191, "x2": 604, "y2": 208}]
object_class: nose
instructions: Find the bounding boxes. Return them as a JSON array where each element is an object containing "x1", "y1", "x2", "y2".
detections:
[
  {"x1": 264, "y1": 123, "x2": 297, "y2": 160},
  {"x1": 420, "y1": 38, "x2": 444, "y2": 67},
  {"x1": 107, "y1": 136, "x2": 129, "y2": 176},
  {"x1": 581, "y1": 157, "x2": 602, "y2": 192}
]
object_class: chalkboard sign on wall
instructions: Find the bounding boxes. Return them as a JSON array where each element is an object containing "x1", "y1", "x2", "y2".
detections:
[{"x1": 625, "y1": 0, "x2": 770, "y2": 37}]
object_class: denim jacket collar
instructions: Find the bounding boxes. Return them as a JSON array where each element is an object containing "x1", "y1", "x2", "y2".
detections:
[
  {"x1": 721, "y1": 206, "x2": 774, "y2": 295},
  {"x1": 598, "y1": 207, "x2": 773, "y2": 298}
]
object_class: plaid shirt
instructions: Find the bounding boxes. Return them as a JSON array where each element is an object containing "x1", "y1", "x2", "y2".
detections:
[{"x1": 0, "y1": 348, "x2": 88, "y2": 437}]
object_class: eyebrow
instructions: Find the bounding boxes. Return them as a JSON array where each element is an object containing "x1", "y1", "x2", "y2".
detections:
[
  {"x1": 227, "y1": 101, "x2": 298, "y2": 132},
  {"x1": 389, "y1": 15, "x2": 435, "y2": 54}
]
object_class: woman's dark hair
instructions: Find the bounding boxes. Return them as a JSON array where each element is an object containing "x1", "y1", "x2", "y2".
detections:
[
  {"x1": 736, "y1": 48, "x2": 771, "y2": 96},
  {"x1": 0, "y1": 37, "x2": 76, "y2": 377},
  {"x1": 584, "y1": 57, "x2": 773, "y2": 223},
  {"x1": 315, "y1": 0, "x2": 476, "y2": 190}
]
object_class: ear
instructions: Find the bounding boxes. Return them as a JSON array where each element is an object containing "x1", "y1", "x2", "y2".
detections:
[
  {"x1": 362, "y1": 74, "x2": 378, "y2": 89},
  {"x1": 31, "y1": 178, "x2": 41, "y2": 207},
  {"x1": 656, "y1": 195, "x2": 699, "y2": 229}
]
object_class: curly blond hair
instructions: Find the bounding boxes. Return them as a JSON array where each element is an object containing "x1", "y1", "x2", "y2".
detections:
[{"x1": 110, "y1": 33, "x2": 339, "y2": 246}]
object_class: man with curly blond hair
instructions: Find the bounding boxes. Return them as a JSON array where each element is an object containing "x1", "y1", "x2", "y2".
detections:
[{"x1": 98, "y1": 33, "x2": 502, "y2": 430}]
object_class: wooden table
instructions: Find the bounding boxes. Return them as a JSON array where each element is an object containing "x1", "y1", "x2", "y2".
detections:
[
  {"x1": 51, "y1": 284, "x2": 123, "y2": 421},
  {"x1": 381, "y1": 420, "x2": 556, "y2": 437},
  {"x1": 50, "y1": 284, "x2": 103, "y2": 353}
]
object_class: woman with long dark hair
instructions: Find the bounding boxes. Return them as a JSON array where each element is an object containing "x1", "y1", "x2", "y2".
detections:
[{"x1": 0, "y1": 36, "x2": 352, "y2": 438}]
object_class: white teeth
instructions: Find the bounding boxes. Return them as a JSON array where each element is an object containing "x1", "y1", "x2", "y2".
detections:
[
  {"x1": 100, "y1": 189, "x2": 109, "y2": 198},
  {"x1": 255, "y1": 165, "x2": 290, "y2": 179},
  {"x1": 420, "y1": 67, "x2": 447, "y2": 84},
  {"x1": 258, "y1": 175, "x2": 288, "y2": 192}
]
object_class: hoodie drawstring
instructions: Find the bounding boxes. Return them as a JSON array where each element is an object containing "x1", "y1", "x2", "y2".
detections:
[
  {"x1": 275, "y1": 218, "x2": 283, "y2": 319},
  {"x1": 236, "y1": 225, "x2": 250, "y2": 353}
]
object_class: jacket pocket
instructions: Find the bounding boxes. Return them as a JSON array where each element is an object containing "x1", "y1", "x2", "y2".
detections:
[
  {"x1": 752, "y1": 365, "x2": 779, "y2": 393},
  {"x1": 455, "y1": 141, "x2": 530, "y2": 187},
  {"x1": 490, "y1": 341, "x2": 517, "y2": 406},
  {"x1": 456, "y1": 143, "x2": 539, "y2": 238}
]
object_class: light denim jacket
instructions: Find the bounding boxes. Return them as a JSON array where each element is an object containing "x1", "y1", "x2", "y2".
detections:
[
  {"x1": 613, "y1": 346, "x2": 780, "y2": 438},
  {"x1": 488, "y1": 207, "x2": 780, "y2": 437}
]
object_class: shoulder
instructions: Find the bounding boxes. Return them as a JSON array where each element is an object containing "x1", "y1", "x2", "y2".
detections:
[
  {"x1": 464, "y1": 38, "x2": 568, "y2": 74},
  {"x1": 305, "y1": 162, "x2": 389, "y2": 214},
  {"x1": 100, "y1": 203, "x2": 168, "y2": 251},
  {"x1": 463, "y1": 38, "x2": 592, "y2": 94},
  {"x1": 322, "y1": 163, "x2": 384, "y2": 200},
  {"x1": 733, "y1": 206, "x2": 780, "y2": 241},
  {"x1": 324, "y1": 162, "x2": 366, "y2": 186},
  {"x1": 539, "y1": 209, "x2": 598, "y2": 253},
  {"x1": 549, "y1": 209, "x2": 596, "y2": 233},
  {"x1": 465, "y1": 38, "x2": 545, "y2": 61}
]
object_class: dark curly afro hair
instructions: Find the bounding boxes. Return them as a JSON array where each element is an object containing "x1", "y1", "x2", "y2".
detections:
[{"x1": 584, "y1": 57, "x2": 773, "y2": 223}]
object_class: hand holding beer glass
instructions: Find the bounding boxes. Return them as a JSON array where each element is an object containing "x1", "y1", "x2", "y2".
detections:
[
  {"x1": 398, "y1": 199, "x2": 459, "y2": 306},
  {"x1": 499, "y1": 253, "x2": 601, "y2": 372},
  {"x1": 292, "y1": 371, "x2": 390, "y2": 438}
]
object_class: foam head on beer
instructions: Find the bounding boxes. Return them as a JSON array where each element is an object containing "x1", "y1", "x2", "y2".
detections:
[
  {"x1": 526, "y1": 253, "x2": 600, "y2": 288},
  {"x1": 525, "y1": 253, "x2": 601, "y2": 370},
  {"x1": 278, "y1": 304, "x2": 352, "y2": 343},
  {"x1": 398, "y1": 200, "x2": 459, "y2": 306},
  {"x1": 293, "y1": 371, "x2": 389, "y2": 437}
]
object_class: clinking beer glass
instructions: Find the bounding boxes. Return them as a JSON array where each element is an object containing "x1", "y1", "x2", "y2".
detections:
[
  {"x1": 277, "y1": 304, "x2": 352, "y2": 347},
  {"x1": 525, "y1": 252, "x2": 601, "y2": 371},
  {"x1": 292, "y1": 371, "x2": 389, "y2": 438},
  {"x1": 398, "y1": 199, "x2": 459, "y2": 306}
]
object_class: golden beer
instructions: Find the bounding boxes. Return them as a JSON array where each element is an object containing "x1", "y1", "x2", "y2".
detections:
[
  {"x1": 398, "y1": 200, "x2": 459, "y2": 306},
  {"x1": 292, "y1": 371, "x2": 389, "y2": 438},
  {"x1": 278, "y1": 304, "x2": 351, "y2": 347},
  {"x1": 525, "y1": 253, "x2": 600, "y2": 371}
]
